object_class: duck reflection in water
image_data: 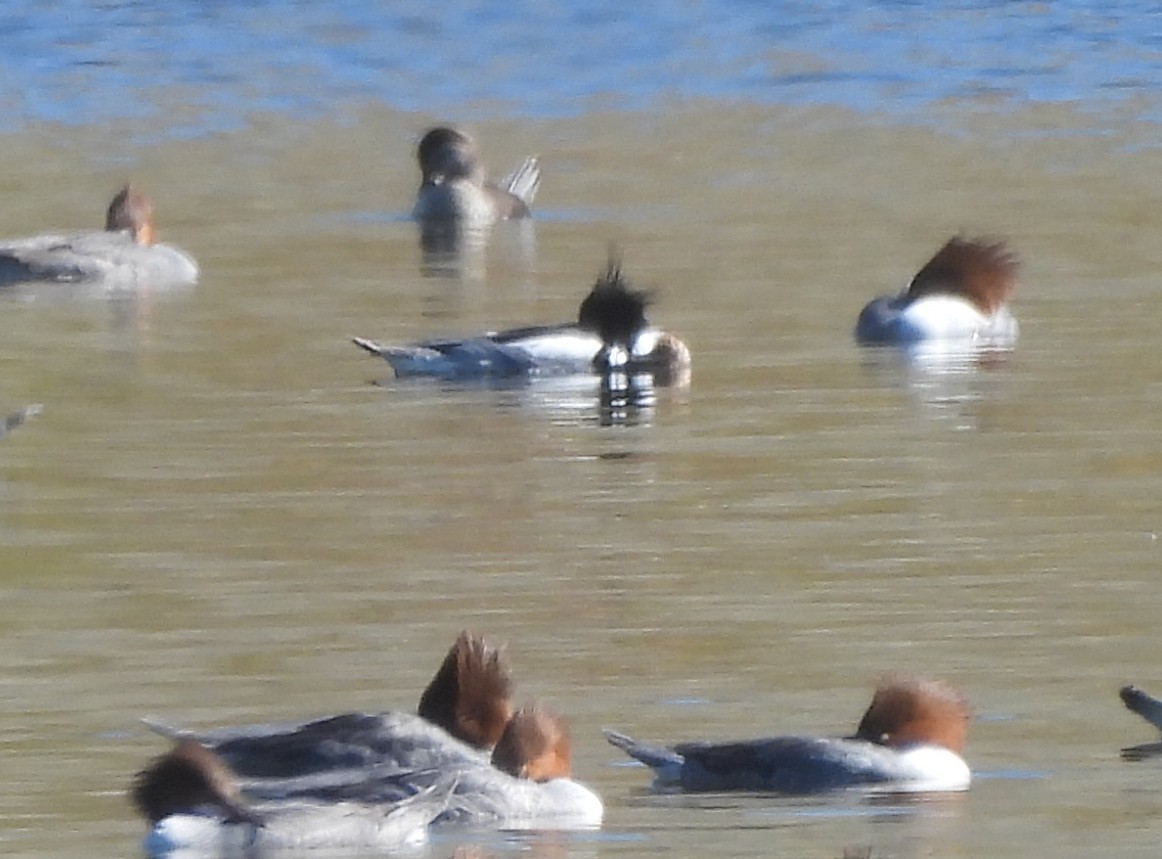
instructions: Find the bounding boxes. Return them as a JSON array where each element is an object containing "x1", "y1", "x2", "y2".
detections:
[{"x1": 412, "y1": 126, "x2": 540, "y2": 280}]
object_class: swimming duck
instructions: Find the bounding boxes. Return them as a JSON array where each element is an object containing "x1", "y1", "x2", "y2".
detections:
[
  {"x1": 605, "y1": 676, "x2": 971, "y2": 794},
  {"x1": 146, "y1": 631, "x2": 514, "y2": 779},
  {"x1": 1119, "y1": 685, "x2": 1162, "y2": 760},
  {"x1": 267, "y1": 705, "x2": 603, "y2": 829},
  {"x1": 139, "y1": 634, "x2": 602, "y2": 830},
  {"x1": 433, "y1": 704, "x2": 603, "y2": 827},
  {"x1": 132, "y1": 738, "x2": 452, "y2": 856},
  {"x1": 855, "y1": 237, "x2": 1018, "y2": 347},
  {"x1": 353, "y1": 256, "x2": 690, "y2": 383},
  {"x1": 412, "y1": 126, "x2": 540, "y2": 227},
  {"x1": 0, "y1": 185, "x2": 198, "y2": 288}
]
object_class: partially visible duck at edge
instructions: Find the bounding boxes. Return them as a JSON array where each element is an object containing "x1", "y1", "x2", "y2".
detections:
[
  {"x1": 0, "y1": 185, "x2": 198, "y2": 288},
  {"x1": 412, "y1": 125, "x2": 540, "y2": 227},
  {"x1": 132, "y1": 738, "x2": 452, "y2": 856},
  {"x1": 1118, "y1": 684, "x2": 1162, "y2": 760},
  {"x1": 353, "y1": 255, "x2": 691, "y2": 384},
  {"x1": 855, "y1": 236, "x2": 1019, "y2": 347},
  {"x1": 605, "y1": 675, "x2": 971, "y2": 794},
  {"x1": 145, "y1": 631, "x2": 515, "y2": 779}
]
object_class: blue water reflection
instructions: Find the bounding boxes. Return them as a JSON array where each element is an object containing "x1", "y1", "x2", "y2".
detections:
[{"x1": 2, "y1": 1, "x2": 1160, "y2": 136}]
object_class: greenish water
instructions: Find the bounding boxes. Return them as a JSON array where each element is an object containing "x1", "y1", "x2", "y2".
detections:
[{"x1": 1, "y1": 103, "x2": 1162, "y2": 859}]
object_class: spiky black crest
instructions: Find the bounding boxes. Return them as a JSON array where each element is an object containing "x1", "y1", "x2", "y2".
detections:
[{"x1": 577, "y1": 255, "x2": 653, "y2": 348}]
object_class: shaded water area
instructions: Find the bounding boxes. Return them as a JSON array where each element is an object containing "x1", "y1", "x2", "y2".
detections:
[{"x1": 3, "y1": 4, "x2": 1162, "y2": 859}]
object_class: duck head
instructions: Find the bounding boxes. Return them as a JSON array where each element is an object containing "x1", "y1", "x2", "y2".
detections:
[
  {"x1": 417, "y1": 126, "x2": 485, "y2": 187},
  {"x1": 578, "y1": 255, "x2": 691, "y2": 382},
  {"x1": 578, "y1": 256, "x2": 653, "y2": 371},
  {"x1": 905, "y1": 237, "x2": 1019, "y2": 315},
  {"x1": 490, "y1": 704, "x2": 573, "y2": 782},
  {"x1": 417, "y1": 630, "x2": 515, "y2": 749},
  {"x1": 131, "y1": 739, "x2": 262, "y2": 826},
  {"x1": 851, "y1": 675, "x2": 970, "y2": 753},
  {"x1": 105, "y1": 185, "x2": 155, "y2": 246}
]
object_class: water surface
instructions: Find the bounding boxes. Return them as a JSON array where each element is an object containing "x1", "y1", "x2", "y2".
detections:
[{"x1": 2, "y1": 4, "x2": 1162, "y2": 859}]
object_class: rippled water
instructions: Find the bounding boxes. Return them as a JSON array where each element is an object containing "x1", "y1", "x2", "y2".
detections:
[
  {"x1": 4, "y1": 1, "x2": 1162, "y2": 135},
  {"x1": 2, "y1": 3, "x2": 1162, "y2": 859}
]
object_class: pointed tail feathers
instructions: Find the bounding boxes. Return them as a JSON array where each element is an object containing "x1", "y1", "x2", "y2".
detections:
[
  {"x1": 604, "y1": 729, "x2": 684, "y2": 773},
  {"x1": 352, "y1": 337, "x2": 387, "y2": 357},
  {"x1": 141, "y1": 717, "x2": 195, "y2": 741},
  {"x1": 501, "y1": 157, "x2": 540, "y2": 206}
]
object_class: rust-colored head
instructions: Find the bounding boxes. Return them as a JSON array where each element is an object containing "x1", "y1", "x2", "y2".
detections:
[
  {"x1": 905, "y1": 236, "x2": 1019, "y2": 315},
  {"x1": 417, "y1": 630, "x2": 514, "y2": 749},
  {"x1": 490, "y1": 704, "x2": 572, "y2": 781},
  {"x1": 851, "y1": 675, "x2": 970, "y2": 753},
  {"x1": 105, "y1": 185, "x2": 155, "y2": 246},
  {"x1": 131, "y1": 739, "x2": 260, "y2": 825}
]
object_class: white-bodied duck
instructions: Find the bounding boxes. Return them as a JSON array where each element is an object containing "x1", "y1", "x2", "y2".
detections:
[
  {"x1": 855, "y1": 237, "x2": 1018, "y2": 347},
  {"x1": 353, "y1": 256, "x2": 690, "y2": 384}
]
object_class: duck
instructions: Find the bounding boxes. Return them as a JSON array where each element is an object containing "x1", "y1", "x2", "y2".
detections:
[
  {"x1": 132, "y1": 738, "x2": 453, "y2": 856},
  {"x1": 0, "y1": 185, "x2": 198, "y2": 288},
  {"x1": 412, "y1": 126, "x2": 540, "y2": 228},
  {"x1": 1118, "y1": 685, "x2": 1162, "y2": 760},
  {"x1": 264, "y1": 705, "x2": 603, "y2": 829},
  {"x1": 855, "y1": 237, "x2": 1019, "y2": 347},
  {"x1": 140, "y1": 633, "x2": 603, "y2": 829},
  {"x1": 353, "y1": 255, "x2": 691, "y2": 384},
  {"x1": 145, "y1": 631, "x2": 514, "y2": 779},
  {"x1": 605, "y1": 675, "x2": 971, "y2": 794},
  {"x1": 431, "y1": 704, "x2": 603, "y2": 828}
]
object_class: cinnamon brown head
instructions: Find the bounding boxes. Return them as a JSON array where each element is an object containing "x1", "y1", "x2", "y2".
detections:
[
  {"x1": 905, "y1": 237, "x2": 1019, "y2": 315},
  {"x1": 417, "y1": 631, "x2": 514, "y2": 748},
  {"x1": 105, "y1": 185, "x2": 155, "y2": 246},
  {"x1": 131, "y1": 739, "x2": 260, "y2": 825},
  {"x1": 490, "y1": 704, "x2": 572, "y2": 782},
  {"x1": 852, "y1": 675, "x2": 970, "y2": 753}
]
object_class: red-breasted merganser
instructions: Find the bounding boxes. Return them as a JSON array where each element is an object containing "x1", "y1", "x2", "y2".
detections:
[
  {"x1": 353, "y1": 256, "x2": 690, "y2": 384},
  {"x1": 132, "y1": 739, "x2": 452, "y2": 856},
  {"x1": 855, "y1": 237, "x2": 1018, "y2": 347},
  {"x1": 606, "y1": 676, "x2": 971, "y2": 794},
  {"x1": 0, "y1": 185, "x2": 198, "y2": 288}
]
